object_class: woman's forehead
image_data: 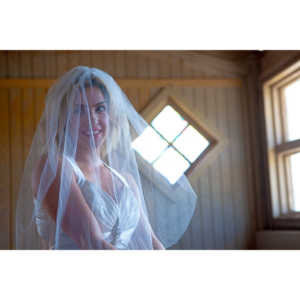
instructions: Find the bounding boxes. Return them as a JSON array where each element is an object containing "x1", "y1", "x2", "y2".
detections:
[{"x1": 74, "y1": 87, "x2": 105, "y2": 105}]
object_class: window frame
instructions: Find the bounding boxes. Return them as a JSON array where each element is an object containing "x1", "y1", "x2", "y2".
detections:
[
  {"x1": 136, "y1": 87, "x2": 225, "y2": 189},
  {"x1": 263, "y1": 60, "x2": 300, "y2": 228}
]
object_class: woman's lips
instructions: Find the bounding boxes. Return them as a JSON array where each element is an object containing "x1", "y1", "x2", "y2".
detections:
[{"x1": 82, "y1": 129, "x2": 103, "y2": 137}]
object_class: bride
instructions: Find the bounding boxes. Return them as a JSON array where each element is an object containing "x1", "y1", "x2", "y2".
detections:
[{"x1": 16, "y1": 66, "x2": 196, "y2": 250}]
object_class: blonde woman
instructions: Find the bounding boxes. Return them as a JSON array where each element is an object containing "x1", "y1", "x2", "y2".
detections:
[{"x1": 16, "y1": 66, "x2": 196, "y2": 250}]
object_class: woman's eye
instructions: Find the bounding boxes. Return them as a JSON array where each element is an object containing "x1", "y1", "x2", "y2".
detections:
[{"x1": 96, "y1": 105, "x2": 106, "y2": 113}]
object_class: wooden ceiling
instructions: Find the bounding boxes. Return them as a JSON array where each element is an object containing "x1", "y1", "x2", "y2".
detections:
[{"x1": 186, "y1": 50, "x2": 259, "y2": 62}]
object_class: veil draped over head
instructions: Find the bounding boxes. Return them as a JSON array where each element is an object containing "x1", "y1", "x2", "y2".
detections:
[{"x1": 16, "y1": 66, "x2": 197, "y2": 250}]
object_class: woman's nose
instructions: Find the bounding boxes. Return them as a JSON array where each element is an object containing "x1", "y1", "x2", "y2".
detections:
[{"x1": 89, "y1": 111, "x2": 99, "y2": 125}]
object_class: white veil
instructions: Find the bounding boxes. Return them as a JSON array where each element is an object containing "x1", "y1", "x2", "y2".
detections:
[{"x1": 15, "y1": 66, "x2": 197, "y2": 250}]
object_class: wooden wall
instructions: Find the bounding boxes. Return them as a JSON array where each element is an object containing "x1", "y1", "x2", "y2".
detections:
[
  {"x1": 0, "y1": 51, "x2": 257, "y2": 249},
  {"x1": 260, "y1": 51, "x2": 300, "y2": 82}
]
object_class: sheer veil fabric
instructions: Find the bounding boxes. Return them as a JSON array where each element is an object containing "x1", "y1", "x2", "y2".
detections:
[{"x1": 15, "y1": 66, "x2": 197, "y2": 250}]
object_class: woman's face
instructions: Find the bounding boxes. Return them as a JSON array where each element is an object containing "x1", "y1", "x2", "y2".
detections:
[{"x1": 70, "y1": 86, "x2": 109, "y2": 151}]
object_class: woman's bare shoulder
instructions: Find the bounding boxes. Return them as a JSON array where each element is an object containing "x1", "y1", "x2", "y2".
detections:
[{"x1": 31, "y1": 153, "x2": 65, "y2": 198}]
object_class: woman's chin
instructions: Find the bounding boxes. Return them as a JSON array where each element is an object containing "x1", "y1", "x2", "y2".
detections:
[{"x1": 79, "y1": 134, "x2": 107, "y2": 151}]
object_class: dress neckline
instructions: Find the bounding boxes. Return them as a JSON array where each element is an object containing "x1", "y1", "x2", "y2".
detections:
[{"x1": 65, "y1": 156, "x2": 130, "y2": 202}]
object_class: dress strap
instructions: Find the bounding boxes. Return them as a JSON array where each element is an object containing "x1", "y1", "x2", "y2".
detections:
[
  {"x1": 102, "y1": 162, "x2": 129, "y2": 189},
  {"x1": 65, "y1": 156, "x2": 129, "y2": 189},
  {"x1": 64, "y1": 156, "x2": 85, "y2": 183}
]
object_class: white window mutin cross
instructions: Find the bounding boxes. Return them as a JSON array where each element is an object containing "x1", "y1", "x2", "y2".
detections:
[{"x1": 132, "y1": 87, "x2": 223, "y2": 185}]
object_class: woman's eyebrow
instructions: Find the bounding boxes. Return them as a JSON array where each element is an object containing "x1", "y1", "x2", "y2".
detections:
[{"x1": 93, "y1": 100, "x2": 108, "y2": 107}]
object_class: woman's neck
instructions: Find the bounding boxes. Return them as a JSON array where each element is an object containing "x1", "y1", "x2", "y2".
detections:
[{"x1": 75, "y1": 149, "x2": 102, "y2": 170}]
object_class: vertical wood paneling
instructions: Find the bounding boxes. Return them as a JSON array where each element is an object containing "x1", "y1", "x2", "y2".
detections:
[
  {"x1": 219, "y1": 88, "x2": 236, "y2": 249},
  {"x1": 32, "y1": 52, "x2": 46, "y2": 78},
  {"x1": 19, "y1": 52, "x2": 32, "y2": 78},
  {"x1": 90, "y1": 52, "x2": 104, "y2": 70},
  {"x1": 200, "y1": 88, "x2": 215, "y2": 249},
  {"x1": 187, "y1": 85, "x2": 203, "y2": 249},
  {"x1": 124, "y1": 55, "x2": 139, "y2": 108},
  {"x1": 0, "y1": 51, "x2": 8, "y2": 78},
  {"x1": 190, "y1": 87, "x2": 205, "y2": 249},
  {"x1": 68, "y1": 54, "x2": 81, "y2": 70},
  {"x1": 1, "y1": 51, "x2": 257, "y2": 249},
  {"x1": 78, "y1": 52, "x2": 92, "y2": 68},
  {"x1": 0, "y1": 88, "x2": 10, "y2": 249},
  {"x1": 207, "y1": 88, "x2": 225, "y2": 249},
  {"x1": 5, "y1": 51, "x2": 20, "y2": 249},
  {"x1": 228, "y1": 87, "x2": 246, "y2": 248},
  {"x1": 213, "y1": 88, "x2": 227, "y2": 249},
  {"x1": 44, "y1": 52, "x2": 57, "y2": 78},
  {"x1": 34, "y1": 88, "x2": 45, "y2": 126},
  {"x1": 7, "y1": 51, "x2": 20, "y2": 78},
  {"x1": 148, "y1": 58, "x2": 161, "y2": 101},
  {"x1": 101, "y1": 52, "x2": 115, "y2": 76},
  {"x1": 239, "y1": 85, "x2": 256, "y2": 247},
  {"x1": 22, "y1": 88, "x2": 35, "y2": 163},
  {"x1": 114, "y1": 52, "x2": 126, "y2": 78},
  {"x1": 56, "y1": 52, "x2": 69, "y2": 77},
  {"x1": 9, "y1": 88, "x2": 23, "y2": 249}
]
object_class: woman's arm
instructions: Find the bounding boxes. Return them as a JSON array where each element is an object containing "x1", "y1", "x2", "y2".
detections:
[
  {"x1": 124, "y1": 173, "x2": 165, "y2": 250},
  {"x1": 32, "y1": 155, "x2": 115, "y2": 250}
]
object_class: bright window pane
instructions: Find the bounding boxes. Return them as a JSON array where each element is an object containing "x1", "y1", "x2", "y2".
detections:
[
  {"x1": 151, "y1": 105, "x2": 188, "y2": 142},
  {"x1": 290, "y1": 152, "x2": 300, "y2": 211},
  {"x1": 132, "y1": 126, "x2": 168, "y2": 164},
  {"x1": 284, "y1": 80, "x2": 300, "y2": 141},
  {"x1": 173, "y1": 125, "x2": 210, "y2": 163},
  {"x1": 153, "y1": 147, "x2": 190, "y2": 184}
]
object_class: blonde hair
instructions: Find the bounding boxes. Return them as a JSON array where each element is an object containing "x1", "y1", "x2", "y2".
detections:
[{"x1": 54, "y1": 74, "x2": 122, "y2": 160}]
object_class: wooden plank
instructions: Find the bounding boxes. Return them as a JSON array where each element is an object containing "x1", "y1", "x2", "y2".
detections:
[
  {"x1": 239, "y1": 84, "x2": 257, "y2": 246},
  {"x1": 9, "y1": 88, "x2": 23, "y2": 250},
  {"x1": 199, "y1": 87, "x2": 215, "y2": 249},
  {"x1": 22, "y1": 88, "x2": 35, "y2": 163},
  {"x1": 56, "y1": 51, "x2": 69, "y2": 77},
  {"x1": 147, "y1": 56, "x2": 161, "y2": 101},
  {"x1": 78, "y1": 52, "x2": 91, "y2": 68},
  {"x1": 35, "y1": 88, "x2": 46, "y2": 127},
  {"x1": 114, "y1": 52, "x2": 126, "y2": 78},
  {"x1": 191, "y1": 87, "x2": 205, "y2": 249},
  {"x1": 7, "y1": 51, "x2": 21, "y2": 249},
  {"x1": 44, "y1": 52, "x2": 57, "y2": 78},
  {"x1": 0, "y1": 51, "x2": 8, "y2": 78},
  {"x1": 32, "y1": 51, "x2": 45, "y2": 78},
  {"x1": 138, "y1": 88, "x2": 150, "y2": 112},
  {"x1": 276, "y1": 139, "x2": 300, "y2": 154},
  {"x1": 19, "y1": 52, "x2": 32, "y2": 78},
  {"x1": 219, "y1": 87, "x2": 236, "y2": 249},
  {"x1": 176, "y1": 86, "x2": 192, "y2": 249},
  {"x1": 207, "y1": 87, "x2": 225, "y2": 249},
  {"x1": 90, "y1": 51, "x2": 105, "y2": 70},
  {"x1": 229, "y1": 87, "x2": 251, "y2": 248},
  {"x1": 125, "y1": 54, "x2": 138, "y2": 78},
  {"x1": 263, "y1": 85, "x2": 280, "y2": 218},
  {"x1": 170, "y1": 54, "x2": 182, "y2": 79},
  {"x1": 0, "y1": 88, "x2": 11, "y2": 249},
  {"x1": 0, "y1": 78, "x2": 243, "y2": 89},
  {"x1": 158, "y1": 54, "x2": 171, "y2": 79},
  {"x1": 119, "y1": 78, "x2": 243, "y2": 88},
  {"x1": 68, "y1": 53, "x2": 81, "y2": 70},
  {"x1": 7, "y1": 51, "x2": 20, "y2": 78},
  {"x1": 138, "y1": 52, "x2": 248, "y2": 76},
  {"x1": 101, "y1": 52, "x2": 116, "y2": 76},
  {"x1": 123, "y1": 55, "x2": 139, "y2": 110},
  {"x1": 215, "y1": 88, "x2": 228, "y2": 249},
  {"x1": 227, "y1": 87, "x2": 241, "y2": 248},
  {"x1": 261, "y1": 51, "x2": 300, "y2": 82}
]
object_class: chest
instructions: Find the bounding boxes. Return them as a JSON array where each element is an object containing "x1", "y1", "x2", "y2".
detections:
[{"x1": 79, "y1": 164, "x2": 123, "y2": 201}]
